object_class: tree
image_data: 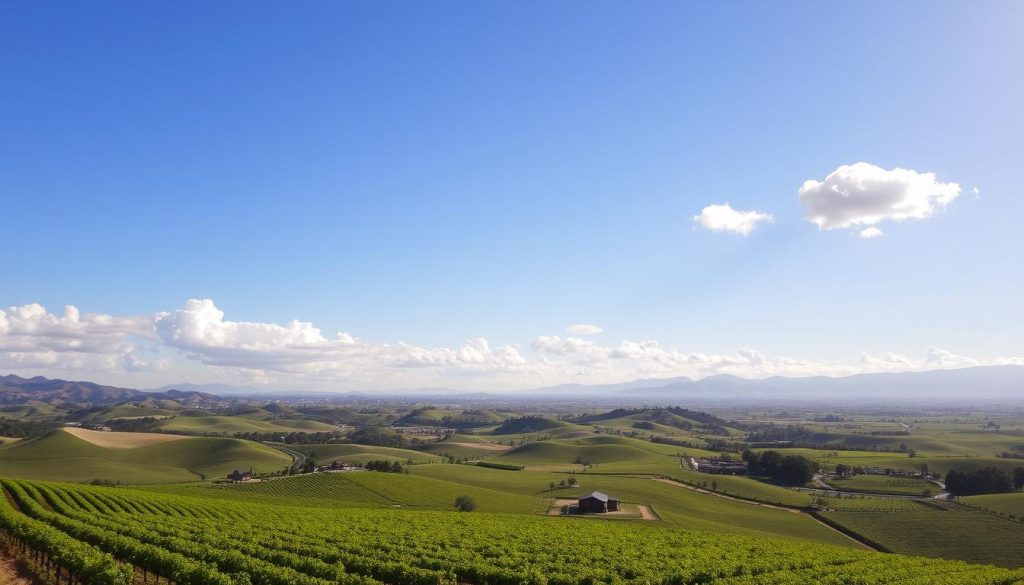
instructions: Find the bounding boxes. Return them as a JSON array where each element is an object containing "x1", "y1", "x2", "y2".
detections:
[
  {"x1": 454, "y1": 495, "x2": 477, "y2": 512},
  {"x1": 835, "y1": 463, "x2": 851, "y2": 477},
  {"x1": 548, "y1": 481, "x2": 556, "y2": 491},
  {"x1": 567, "y1": 477, "x2": 578, "y2": 487},
  {"x1": 1013, "y1": 467, "x2": 1024, "y2": 490},
  {"x1": 775, "y1": 455, "x2": 817, "y2": 485},
  {"x1": 301, "y1": 452, "x2": 318, "y2": 474},
  {"x1": 946, "y1": 467, "x2": 1014, "y2": 496}
]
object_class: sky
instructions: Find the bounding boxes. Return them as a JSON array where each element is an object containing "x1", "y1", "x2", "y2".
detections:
[{"x1": 1, "y1": 2, "x2": 1023, "y2": 391}]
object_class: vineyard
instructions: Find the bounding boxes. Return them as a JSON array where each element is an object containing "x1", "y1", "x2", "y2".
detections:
[
  {"x1": 1, "y1": 477, "x2": 1023, "y2": 584},
  {"x1": 822, "y1": 503, "x2": 1024, "y2": 568}
]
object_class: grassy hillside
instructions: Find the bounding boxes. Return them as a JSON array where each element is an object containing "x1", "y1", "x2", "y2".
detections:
[
  {"x1": 407, "y1": 462, "x2": 845, "y2": 546},
  {"x1": 0, "y1": 400, "x2": 59, "y2": 420},
  {"x1": 0, "y1": 429, "x2": 290, "y2": 483},
  {"x1": 758, "y1": 447, "x2": 1023, "y2": 476},
  {"x1": 159, "y1": 470, "x2": 545, "y2": 513},
  {"x1": 962, "y1": 492, "x2": 1024, "y2": 519},
  {"x1": 397, "y1": 407, "x2": 508, "y2": 427},
  {"x1": 155, "y1": 414, "x2": 337, "y2": 434},
  {"x1": 288, "y1": 442, "x2": 442, "y2": 464},
  {"x1": 824, "y1": 474, "x2": 938, "y2": 496},
  {"x1": 497, "y1": 435, "x2": 697, "y2": 467}
]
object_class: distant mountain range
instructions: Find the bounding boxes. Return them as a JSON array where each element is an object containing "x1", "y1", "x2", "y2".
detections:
[
  {"x1": 2, "y1": 364, "x2": 1023, "y2": 405},
  {"x1": 149, "y1": 382, "x2": 270, "y2": 396},
  {"x1": 531, "y1": 365, "x2": 1024, "y2": 401},
  {"x1": 0, "y1": 374, "x2": 216, "y2": 406}
]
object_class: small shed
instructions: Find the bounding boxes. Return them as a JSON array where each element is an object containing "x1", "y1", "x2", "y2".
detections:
[{"x1": 577, "y1": 491, "x2": 619, "y2": 513}]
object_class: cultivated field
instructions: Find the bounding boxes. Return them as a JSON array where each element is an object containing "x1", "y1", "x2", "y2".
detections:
[{"x1": 3, "y1": 477, "x2": 1022, "y2": 585}]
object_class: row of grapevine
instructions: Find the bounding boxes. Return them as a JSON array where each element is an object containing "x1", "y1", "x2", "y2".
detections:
[
  {"x1": 4, "y1": 477, "x2": 1024, "y2": 585},
  {"x1": 0, "y1": 481, "x2": 133, "y2": 584}
]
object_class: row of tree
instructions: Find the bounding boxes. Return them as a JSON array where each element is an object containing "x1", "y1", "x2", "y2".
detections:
[
  {"x1": 741, "y1": 450, "x2": 819, "y2": 485},
  {"x1": 365, "y1": 460, "x2": 405, "y2": 473},
  {"x1": 945, "y1": 466, "x2": 1024, "y2": 496}
]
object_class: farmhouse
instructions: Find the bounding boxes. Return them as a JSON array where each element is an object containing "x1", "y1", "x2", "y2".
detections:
[
  {"x1": 690, "y1": 457, "x2": 748, "y2": 475},
  {"x1": 227, "y1": 470, "x2": 253, "y2": 482},
  {"x1": 577, "y1": 491, "x2": 619, "y2": 513}
]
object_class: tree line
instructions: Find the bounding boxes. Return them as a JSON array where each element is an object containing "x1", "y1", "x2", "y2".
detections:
[{"x1": 945, "y1": 466, "x2": 1024, "y2": 496}]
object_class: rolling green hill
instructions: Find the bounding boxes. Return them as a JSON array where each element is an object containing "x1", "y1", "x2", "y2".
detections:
[
  {"x1": 0, "y1": 429, "x2": 291, "y2": 483},
  {"x1": 496, "y1": 434, "x2": 686, "y2": 467},
  {"x1": 288, "y1": 442, "x2": 442, "y2": 464},
  {"x1": 162, "y1": 470, "x2": 545, "y2": 513},
  {"x1": 962, "y1": 492, "x2": 1024, "y2": 518},
  {"x1": 397, "y1": 407, "x2": 509, "y2": 428},
  {"x1": 155, "y1": 414, "x2": 338, "y2": 434}
]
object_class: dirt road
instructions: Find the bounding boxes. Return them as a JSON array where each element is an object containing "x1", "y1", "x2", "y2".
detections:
[{"x1": 0, "y1": 547, "x2": 35, "y2": 585}]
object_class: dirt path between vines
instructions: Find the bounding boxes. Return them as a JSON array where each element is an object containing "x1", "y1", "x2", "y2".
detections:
[
  {"x1": 0, "y1": 546, "x2": 37, "y2": 585},
  {"x1": 636, "y1": 504, "x2": 657, "y2": 520}
]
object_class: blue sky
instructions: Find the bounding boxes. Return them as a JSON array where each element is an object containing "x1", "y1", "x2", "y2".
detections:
[{"x1": 1, "y1": 2, "x2": 1022, "y2": 390}]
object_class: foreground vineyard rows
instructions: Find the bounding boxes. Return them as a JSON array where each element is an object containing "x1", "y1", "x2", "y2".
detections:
[{"x1": 0, "y1": 477, "x2": 1022, "y2": 585}]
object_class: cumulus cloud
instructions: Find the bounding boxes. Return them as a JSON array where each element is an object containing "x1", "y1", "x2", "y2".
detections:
[
  {"x1": 859, "y1": 351, "x2": 914, "y2": 369},
  {"x1": 565, "y1": 323, "x2": 602, "y2": 335},
  {"x1": 693, "y1": 203, "x2": 773, "y2": 236},
  {"x1": 0, "y1": 303, "x2": 154, "y2": 373},
  {"x1": 154, "y1": 299, "x2": 526, "y2": 375},
  {"x1": 923, "y1": 347, "x2": 980, "y2": 369},
  {"x1": 799, "y1": 162, "x2": 960, "y2": 232},
  {"x1": 858, "y1": 227, "x2": 884, "y2": 239},
  {"x1": 4, "y1": 298, "x2": 1022, "y2": 390}
]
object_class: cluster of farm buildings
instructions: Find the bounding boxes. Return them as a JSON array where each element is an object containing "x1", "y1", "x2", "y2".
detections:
[
  {"x1": 689, "y1": 457, "x2": 748, "y2": 475},
  {"x1": 225, "y1": 460, "x2": 359, "y2": 483}
]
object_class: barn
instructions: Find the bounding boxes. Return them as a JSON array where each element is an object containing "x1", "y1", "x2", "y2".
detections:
[{"x1": 577, "y1": 491, "x2": 619, "y2": 513}]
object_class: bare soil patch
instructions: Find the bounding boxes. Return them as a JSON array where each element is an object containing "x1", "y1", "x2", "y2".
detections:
[
  {"x1": 546, "y1": 499, "x2": 658, "y2": 521},
  {"x1": 0, "y1": 543, "x2": 38, "y2": 585},
  {"x1": 63, "y1": 427, "x2": 186, "y2": 449},
  {"x1": 636, "y1": 504, "x2": 657, "y2": 520}
]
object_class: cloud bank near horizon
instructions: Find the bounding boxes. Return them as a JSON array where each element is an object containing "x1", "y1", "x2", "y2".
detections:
[{"x1": 1, "y1": 299, "x2": 1020, "y2": 391}]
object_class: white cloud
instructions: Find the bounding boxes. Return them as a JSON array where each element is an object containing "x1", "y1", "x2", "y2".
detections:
[
  {"x1": 858, "y1": 227, "x2": 884, "y2": 239},
  {"x1": 3, "y1": 298, "x2": 1022, "y2": 391},
  {"x1": 693, "y1": 203, "x2": 774, "y2": 236},
  {"x1": 923, "y1": 346, "x2": 980, "y2": 369},
  {"x1": 799, "y1": 162, "x2": 960, "y2": 232},
  {"x1": 859, "y1": 351, "x2": 913, "y2": 369},
  {"x1": 154, "y1": 299, "x2": 526, "y2": 376},
  {"x1": 0, "y1": 303, "x2": 155, "y2": 373},
  {"x1": 565, "y1": 323, "x2": 602, "y2": 335}
]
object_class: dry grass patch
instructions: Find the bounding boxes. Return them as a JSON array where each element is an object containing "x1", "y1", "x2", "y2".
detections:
[{"x1": 62, "y1": 427, "x2": 186, "y2": 449}]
